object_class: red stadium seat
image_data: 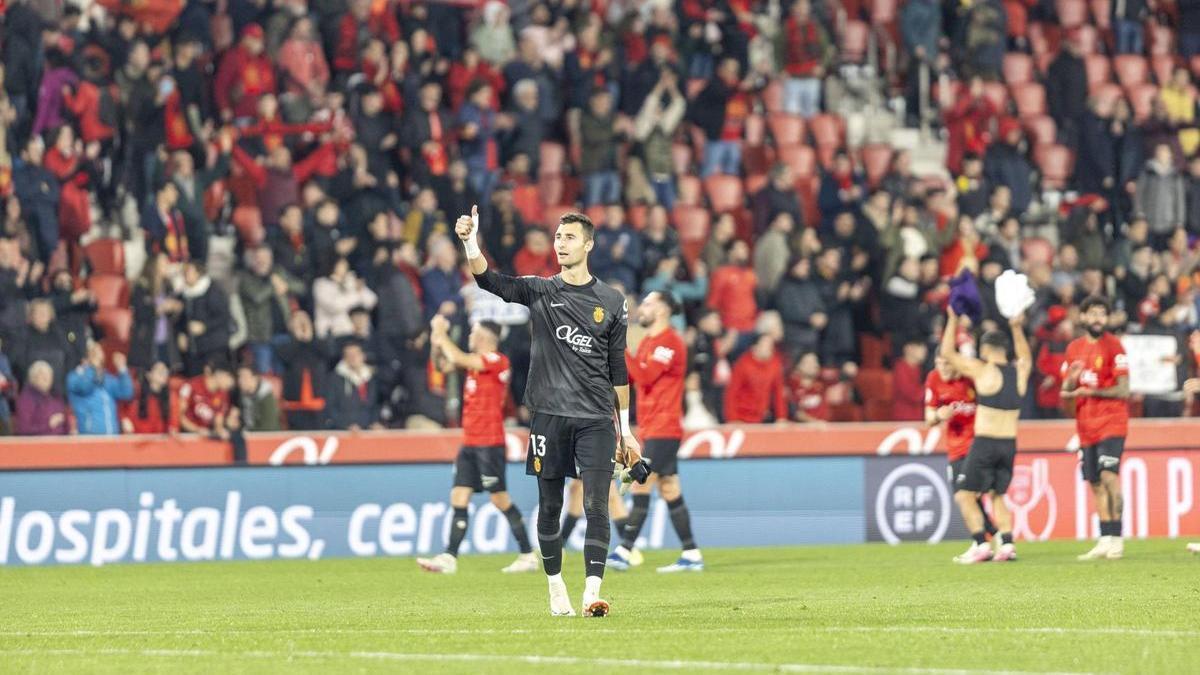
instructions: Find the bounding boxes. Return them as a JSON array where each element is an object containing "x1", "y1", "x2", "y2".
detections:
[
  {"x1": 1148, "y1": 23, "x2": 1174, "y2": 57},
  {"x1": 742, "y1": 144, "x2": 773, "y2": 176},
  {"x1": 232, "y1": 205, "x2": 265, "y2": 246},
  {"x1": 672, "y1": 142, "x2": 693, "y2": 176},
  {"x1": 860, "y1": 144, "x2": 893, "y2": 189},
  {"x1": 841, "y1": 20, "x2": 869, "y2": 63},
  {"x1": 796, "y1": 175, "x2": 821, "y2": 228},
  {"x1": 762, "y1": 80, "x2": 784, "y2": 113},
  {"x1": 860, "y1": 334, "x2": 886, "y2": 369},
  {"x1": 1034, "y1": 144, "x2": 1075, "y2": 190},
  {"x1": 542, "y1": 204, "x2": 578, "y2": 229},
  {"x1": 585, "y1": 205, "x2": 607, "y2": 225},
  {"x1": 778, "y1": 144, "x2": 818, "y2": 179},
  {"x1": 537, "y1": 174, "x2": 564, "y2": 206},
  {"x1": 84, "y1": 239, "x2": 125, "y2": 277},
  {"x1": 744, "y1": 173, "x2": 769, "y2": 195},
  {"x1": 1002, "y1": 53, "x2": 1034, "y2": 85},
  {"x1": 539, "y1": 142, "x2": 566, "y2": 176},
  {"x1": 1070, "y1": 25, "x2": 1100, "y2": 54},
  {"x1": 870, "y1": 0, "x2": 898, "y2": 24},
  {"x1": 864, "y1": 399, "x2": 894, "y2": 422},
  {"x1": 87, "y1": 274, "x2": 129, "y2": 309},
  {"x1": 1056, "y1": 0, "x2": 1088, "y2": 28},
  {"x1": 1029, "y1": 22, "x2": 1059, "y2": 57},
  {"x1": 808, "y1": 114, "x2": 845, "y2": 150},
  {"x1": 1114, "y1": 55, "x2": 1149, "y2": 87},
  {"x1": 512, "y1": 185, "x2": 544, "y2": 226},
  {"x1": 1022, "y1": 115, "x2": 1057, "y2": 147},
  {"x1": 744, "y1": 114, "x2": 766, "y2": 147},
  {"x1": 1091, "y1": 82, "x2": 1124, "y2": 109},
  {"x1": 830, "y1": 402, "x2": 865, "y2": 422},
  {"x1": 1084, "y1": 54, "x2": 1112, "y2": 91},
  {"x1": 1127, "y1": 82, "x2": 1159, "y2": 122},
  {"x1": 1012, "y1": 82, "x2": 1047, "y2": 118},
  {"x1": 1021, "y1": 236, "x2": 1055, "y2": 266},
  {"x1": 982, "y1": 81, "x2": 1009, "y2": 112},
  {"x1": 704, "y1": 175, "x2": 745, "y2": 213},
  {"x1": 1152, "y1": 55, "x2": 1179, "y2": 87},
  {"x1": 673, "y1": 206, "x2": 711, "y2": 242},
  {"x1": 768, "y1": 112, "x2": 806, "y2": 146},
  {"x1": 855, "y1": 368, "x2": 893, "y2": 403},
  {"x1": 93, "y1": 307, "x2": 132, "y2": 351},
  {"x1": 1090, "y1": 0, "x2": 1111, "y2": 29},
  {"x1": 676, "y1": 175, "x2": 702, "y2": 207},
  {"x1": 627, "y1": 205, "x2": 647, "y2": 230}
]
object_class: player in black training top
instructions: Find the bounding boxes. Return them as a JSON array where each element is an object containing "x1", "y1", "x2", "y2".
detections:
[{"x1": 456, "y1": 205, "x2": 641, "y2": 618}]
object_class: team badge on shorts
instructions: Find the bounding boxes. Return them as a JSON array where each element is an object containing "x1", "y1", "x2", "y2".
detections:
[
  {"x1": 594, "y1": 306, "x2": 605, "y2": 323},
  {"x1": 534, "y1": 457, "x2": 542, "y2": 473}
]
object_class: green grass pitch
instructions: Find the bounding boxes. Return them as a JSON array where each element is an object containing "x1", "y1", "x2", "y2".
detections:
[{"x1": 1, "y1": 539, "x2": 1198, "y2": 674}]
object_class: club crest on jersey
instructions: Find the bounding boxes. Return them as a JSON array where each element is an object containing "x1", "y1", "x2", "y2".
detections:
[
  {"x1": 594, "y1": 306, "x2": 605, "y2": 323},
  {"x1": 533, "y1": 457, "x2": 542, "y2": 473},
  {"x1": 1095, "y1": 356, "x2": 1103, "y2": 368}
]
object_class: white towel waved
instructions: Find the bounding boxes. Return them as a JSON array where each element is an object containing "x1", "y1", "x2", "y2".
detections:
[{"x1": 995, "y1": 269, "x2": 1035, "y2": 319}]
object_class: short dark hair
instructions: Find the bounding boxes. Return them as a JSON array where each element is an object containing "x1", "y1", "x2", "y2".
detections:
[
  {"x1": 558, "y1": 212, "x2": 595, "y2": 240},
  {"x1": 478, "y1": 320, "x2": 503, "y2": 340},
  {"x1": 206, "y1": 358, "x2": 233, "y2": 375},
  {"x1": 1080, "y1": 295, "x2": 1112, "y2": 315},
  {"x1": 980, "y1": 330, "x2": 1010, "y2": 353},
  {"x1": 651, "y1": 290, "x2": 681, "y2": 317}
]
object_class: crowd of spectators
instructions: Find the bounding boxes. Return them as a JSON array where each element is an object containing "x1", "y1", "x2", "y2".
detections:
[{"x1": 4, "y1": 0, "x2": 1200, "y2": 439}]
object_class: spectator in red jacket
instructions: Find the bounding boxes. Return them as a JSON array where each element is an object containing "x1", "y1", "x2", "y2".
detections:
[
  {"x1": 780, "y1": 0, "x2": 830, "y2": 118},
  {"x1": 512, "y1": 228, "x2": 559, "y2": 278},
  {"x1": 724, "y1": 334, "x2": 787, "y2": 423},
  {"x1": 707, "y1": 239, "x2": 759, "y2": 332},
  {"x1": 1035, "y1": 305, "x2": 1072, "y2": 418},
  {"x1": 787, "y1": 351, "x2": 830, "y2": 422},
  {"x1": 943, "y1": 76, "x2": 998, "y2": 175},
  {"x1": 43, "y1": 125, "x2": 96, "y2": 247},
  {"x1": 892, "y1": 339, "x2": 928, "y2": 421},
  {"x1": 333, "y1": 0, "x2": 402, "y2": 74},
  {"x1": 214, "y1": 24, "x2": 277, "y2": 122},
  {"x1": 120, "y1": 361, "x2": 177, "y2": 434},
  {"x1": 277, "y1": 17, "x2": 330, "y2": 113}
]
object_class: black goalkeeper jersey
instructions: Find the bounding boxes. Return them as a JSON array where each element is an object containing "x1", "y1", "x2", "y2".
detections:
[{"x1": 474, "y1": 270, "x2": 629, "y2": 420}]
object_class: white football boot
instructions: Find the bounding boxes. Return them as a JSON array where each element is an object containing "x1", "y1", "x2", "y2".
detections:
[
  {"x1": 1077, "y1": 536, "x2": 1112, "y2": 561},
  {"x1": 501, "y1": 552, "x2": 540, "y2": 573},
  {"x1": 416, "y1": 553, "x2": 457, "y2": 574}
]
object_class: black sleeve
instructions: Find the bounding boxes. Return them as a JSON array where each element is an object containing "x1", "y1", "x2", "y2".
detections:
[
  {"x1": 473, "y1": 269, "x2": 537, "y2": 306},
  {"x1": 607, "y1": 298, "x2": 629, "y2": 387}
]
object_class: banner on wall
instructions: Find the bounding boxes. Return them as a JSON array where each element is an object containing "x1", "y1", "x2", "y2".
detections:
[
  {"x1": 0, "y1": 457, "x2": 864, "y2": 567},
  {"x1": 864, "y1": 450, "x2": 1200, "y2": 545},
  {"x1": 3, "y1": 418, "x2": 1200, "y2": 471}
]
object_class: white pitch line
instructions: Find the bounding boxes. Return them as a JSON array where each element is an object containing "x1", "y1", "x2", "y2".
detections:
[
  {"x1": 0, "y1": 647, "x2": 1101, "y2": 675},
  {"x1": 2, "y1": 626, "x2": 1197, "y2": 639}
]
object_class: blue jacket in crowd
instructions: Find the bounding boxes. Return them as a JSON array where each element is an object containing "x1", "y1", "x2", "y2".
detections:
[{"x1": 67, "y1": 365, "x2": 133, "y2": 435}]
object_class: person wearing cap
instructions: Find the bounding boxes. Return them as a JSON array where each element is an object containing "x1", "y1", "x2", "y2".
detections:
[{"x1": 214, "y1": 23, "x2": 277, "y2": 122}]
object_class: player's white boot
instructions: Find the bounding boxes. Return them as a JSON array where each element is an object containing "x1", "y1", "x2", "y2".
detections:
[
  {"x1": 501, "y1": 552, "x2": 540, "y2": 573},
  {"x1": 992, "y1": 542, "x2": 1017, "y2": 562},
  {"x1": 658, "y1": 549, "x2": 705, "y2": 573},
  {"x1": 606, "y1": 546, "x2": 632, "y2": 571},
  {"x1": 953, "y1": 541, "x2": 993, "y2": 564},
  {"x1": 1187, "y1": 542, "x2": 1200, "y2": 554},
  {"x1": 1105, "y1": 537, "x2": 1124, "y2": 560},
  {"x1": 628, "y1": 548, "x2": 644, "y2": 567},
  {"x1": 1078, "y1": 536, "x2": 1113, "y2": 561},
  {"x1": 581, "y1": 575, "x2": 609, "y2": 617},
  {"x1": 547, "y1": 574, "x2": 576, "y2": 617},
  {"x1": 416, "y1": 553, "x2": 457, "y2": 574}
]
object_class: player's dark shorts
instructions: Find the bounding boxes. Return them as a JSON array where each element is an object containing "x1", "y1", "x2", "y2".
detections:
[
  {"x1": 526, "y1": 413, "x2": 617, "y2": 479},
  {"x1": 957, "y1": 436, "x2": 1017, "y2": 494},
  {"x1": 1080, "y1": 436, "x2": 1125, "y2": 483},
  {"x1": 948, "y1": 458, "x2": 967, "y2": 485},
  {"x1": 454, "y1": 445, "x2": 507, "y2": 493},
  {"x1": 644, "y1": 438, "x2": 682, "y2": 476}
]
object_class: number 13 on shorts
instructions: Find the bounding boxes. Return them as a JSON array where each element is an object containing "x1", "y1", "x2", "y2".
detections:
[{"x1": 530, "y1": 434, "x2": 547, "y2": 473}]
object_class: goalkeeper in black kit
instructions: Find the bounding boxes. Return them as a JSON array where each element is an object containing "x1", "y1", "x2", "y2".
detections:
[{"x1": 455, "y1": 205, "x2": 644, "y2": 617}]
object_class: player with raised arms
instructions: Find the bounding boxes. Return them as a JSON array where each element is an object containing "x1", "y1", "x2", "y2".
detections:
[
  {"x1": 940, "y1": 307, "x2": 1031, "y2": 564},
  {"x1": 416, "y1": 315, "x2": 539, "y2": 575},
  {"x1": 925, "y1": 355, "x2": 998, "y2": 545},
  {"x1": 1062, "y1": 296, "x2": 1130, "y2": 560},
  {"x1": 456, "y1": 204, "x2": 643, "y2": 617}
]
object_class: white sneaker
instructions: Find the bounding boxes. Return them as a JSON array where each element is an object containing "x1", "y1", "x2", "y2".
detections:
[
  {"x1": 549, "y1": 578, "x2": 575, "y2": 617},
  {"x1": 1105, "y1": 537, "x2": 1124, "y2": 560},
  {"x1": 992, "y1": 542, "x2": 1017, "y2": 562},
  {"x1": 416, "y1": 553, "x2": 457, "y2": 574},
  {"x1": 953, "y1": 542, "x2": 993, "y2": 564},
  {"x1": 1078, "y1": 536, "x2": 1112, "y2": 561},
  {"x1": 1187, "y1": 543, "x2": 1200, "y2": 554},
  {"x1": 581, "y1": 576, "x2": 609, "y2": 617},
  {"x1": 501, "y1": 552, "x2": 539, "y2": 573}
]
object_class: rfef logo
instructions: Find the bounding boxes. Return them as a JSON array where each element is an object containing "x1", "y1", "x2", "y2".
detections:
[{"x1": 865, "y1": 457, "x2": 967, "y2": 545}]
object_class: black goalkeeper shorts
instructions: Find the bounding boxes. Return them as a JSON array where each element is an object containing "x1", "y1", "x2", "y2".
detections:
[
  {"x1": 526, "y1": 413, "x2": 616, "y2": 479},
  {"x1": 643, "y1": 438, "x2": 682, "y2": 477}
]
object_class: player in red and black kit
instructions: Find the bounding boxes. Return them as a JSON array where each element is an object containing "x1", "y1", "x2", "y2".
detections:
[
  {"x1": 417, "y1": 315, "x2": 538, "y2": 575},
  {"x1": 1062, "y1": 296, "x2": 1130, "y2": 561},
  {"x1": 925, "y1": 355, "x2": 996, "y2": 539},
  {"x1": 608, "y1": 291, "x2": 703, "y2": 572}
]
